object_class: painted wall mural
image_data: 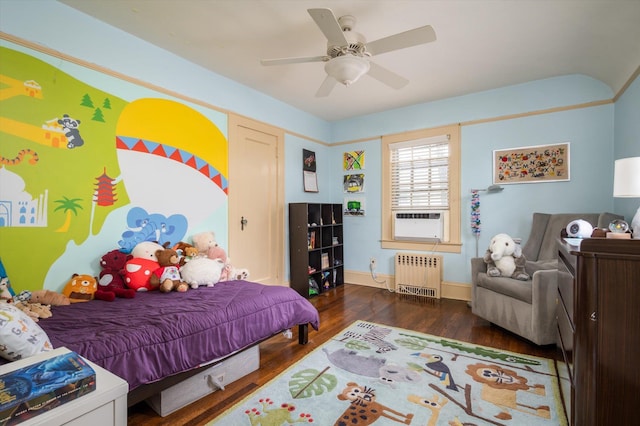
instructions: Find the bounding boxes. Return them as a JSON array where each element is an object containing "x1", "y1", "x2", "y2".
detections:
[{"x1": 0, "y1": 45, "x2": 228, "y2": 292}]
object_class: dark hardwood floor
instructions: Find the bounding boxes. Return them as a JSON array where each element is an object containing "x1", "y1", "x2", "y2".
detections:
[{"x1": 127, "y1": 283, "x2": 562, "y2": 425}]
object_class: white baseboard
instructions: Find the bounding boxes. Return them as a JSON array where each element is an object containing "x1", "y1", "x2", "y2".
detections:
[{"x1": 344, "y1": 270, "x2": 471, "y2": 302}]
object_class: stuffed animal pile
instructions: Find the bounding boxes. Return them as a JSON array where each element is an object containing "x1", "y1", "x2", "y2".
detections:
[
  {"x1": 0, "y1": 285, "x2": 70, "y2": 322},
  {"x1": 3, "y1": 230, "x2": 251, "y2": 314}
]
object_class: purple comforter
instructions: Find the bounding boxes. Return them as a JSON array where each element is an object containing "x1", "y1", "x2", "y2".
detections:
[{"x1": 38, "y1": 280, "x2": 319, "y2": 390}]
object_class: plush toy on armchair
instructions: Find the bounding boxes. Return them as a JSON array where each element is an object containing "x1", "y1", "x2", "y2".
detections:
[{"x1": 483, "y1": 233, "x2": 529, "y2": 281}]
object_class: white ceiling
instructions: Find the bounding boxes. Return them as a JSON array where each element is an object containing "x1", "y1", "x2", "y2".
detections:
[{"x1": 59, "y1": 0, "x2": 640, "y2": 122}]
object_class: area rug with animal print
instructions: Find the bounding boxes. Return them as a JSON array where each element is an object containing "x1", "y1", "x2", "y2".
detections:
[{"x1": 208, "y1": 320, "x2": 567, "y2": 425}]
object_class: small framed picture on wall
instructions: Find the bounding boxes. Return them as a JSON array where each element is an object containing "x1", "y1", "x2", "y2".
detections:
[{"x1": 303, "y1": 149, "x2": 318, "y2": 192}]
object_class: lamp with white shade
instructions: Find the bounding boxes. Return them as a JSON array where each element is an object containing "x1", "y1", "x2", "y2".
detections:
[{"x1": 613, "y1": 156, "x2": 640, "y2": 239}]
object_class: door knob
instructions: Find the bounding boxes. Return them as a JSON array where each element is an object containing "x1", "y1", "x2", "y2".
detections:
[{"x1": 241, "y1": 216, "x2": 248, "y2": 231}]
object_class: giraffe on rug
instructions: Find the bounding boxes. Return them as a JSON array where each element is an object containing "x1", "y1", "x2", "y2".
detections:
[
  {"x1": 334, "y1": 382, "x2": 414, "y2": 426},
  {"x1": 408, "y1": 394, "x2": 449, "y2": 426}
]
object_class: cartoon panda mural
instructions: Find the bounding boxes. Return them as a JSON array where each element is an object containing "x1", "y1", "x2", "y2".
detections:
[{"x1": 58, "y1": 114, "x2": 85, "y2": 149}]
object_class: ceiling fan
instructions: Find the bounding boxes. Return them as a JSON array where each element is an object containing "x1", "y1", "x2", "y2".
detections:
[{"x1": 260, "y1": 8, "x2": 437, "y2": 97}]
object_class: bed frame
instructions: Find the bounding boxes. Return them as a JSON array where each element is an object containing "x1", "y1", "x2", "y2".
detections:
[
  {"x1": 127, "y1": 323, "x2": 309, "y2": 407},
  {"x1": 38, "y1": 281, "x2": 319, "y2": 413}
]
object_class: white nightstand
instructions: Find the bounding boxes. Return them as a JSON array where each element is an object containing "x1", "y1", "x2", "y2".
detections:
[{"x1": 0, "y1": 347, "x2": 128, "y2": 426}]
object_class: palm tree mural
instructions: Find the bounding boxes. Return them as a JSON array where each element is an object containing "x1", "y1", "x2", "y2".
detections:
[{"x1": 54, "y1": 196, "x2": 83, "y2": 232}]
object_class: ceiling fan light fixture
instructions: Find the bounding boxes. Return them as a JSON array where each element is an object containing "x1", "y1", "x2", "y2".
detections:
[{"x1": 324, "y1": 55, "x2": 370, "y2": 86}]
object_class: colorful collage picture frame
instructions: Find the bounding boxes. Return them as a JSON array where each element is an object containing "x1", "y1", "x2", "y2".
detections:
[{"x1": 343, "y1": 151, "x2": 365, "y2": 216}]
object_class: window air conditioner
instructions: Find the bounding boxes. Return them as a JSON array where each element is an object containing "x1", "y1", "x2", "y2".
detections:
[{"x1": 393, "y1": 211, "x2": 443, "y2": 241}]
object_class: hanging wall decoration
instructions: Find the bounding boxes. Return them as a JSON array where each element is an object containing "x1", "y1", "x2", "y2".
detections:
[
  {"x1": 343, "y1": 150, "x2": 365, "y2": 171},
  {"x1": 343, "y1": 197, "x2": 365, "y2": 217},
  {"x1": 343, "y1": 173, "x2": 365, "y2": 193},
  {"x1": 303, "y1": 149, "x2": 318, "y2": 192},
  {"x1": 493, "y1": 142, "x2": 570, "y2": 184}
]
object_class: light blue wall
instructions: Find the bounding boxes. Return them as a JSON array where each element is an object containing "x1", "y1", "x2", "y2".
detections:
[
  {"x1": 2, "y1": 0, "x2": 636, "y2": 287},
  {"x1": 614, "y1": 75, "x2": 640, "y2": 221},
  {"x1": 331, "y1": 75, "x2": 613, "y2": 142},
  {"x1": 329, "y1": 74, "x2": 619, "y2": 282},
  {"x1": 0, "y1": 1, "x2": 331, "y2": 143}
]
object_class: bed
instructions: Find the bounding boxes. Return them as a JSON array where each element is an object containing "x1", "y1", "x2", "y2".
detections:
[{"x1": 37, "y1": 280, "x2": 319, "y2": 407}]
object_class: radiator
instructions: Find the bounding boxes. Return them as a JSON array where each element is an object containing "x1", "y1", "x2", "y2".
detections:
[{"x1": 394, "y1": 253, "x2": 442, "y2": 299}]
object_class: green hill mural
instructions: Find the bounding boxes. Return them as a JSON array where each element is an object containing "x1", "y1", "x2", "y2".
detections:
[{"x1": 0, "y1": 45, "x2": 229, "y2": 293}]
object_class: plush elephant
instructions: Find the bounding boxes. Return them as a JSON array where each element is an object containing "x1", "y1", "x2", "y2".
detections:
[{"x1": 483, "y1": 233, "x2": 529, "y2": 281}]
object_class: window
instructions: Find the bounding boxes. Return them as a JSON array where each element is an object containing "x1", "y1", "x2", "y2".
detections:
[
  {"x1": 382, "y1": 124, "x2": 461, "y2": 252},
  {"x1": 390, "y1": 135, "x2": 450, "y2": 211}
]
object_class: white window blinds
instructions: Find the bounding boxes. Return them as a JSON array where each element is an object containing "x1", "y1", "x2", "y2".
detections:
[{"x1": 390, "y1": 134, "x2": 450, "y2": 211}]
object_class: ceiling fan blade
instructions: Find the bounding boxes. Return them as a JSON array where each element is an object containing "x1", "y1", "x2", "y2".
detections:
[
  {"x1": 261, "y1": 56, "x2": 327, "y2": 66},
  {"x1": 366, "y1": 25, "x2": 436, "y2": 56},
  {"x1": 308, "y1": 8, "x2": 348, "y2": 47},
  {"x1": 315, "y1": 75, "x2": 337, "y2": 97},
  {"x1": 367, "y1": 61, "x2": 409, "y2": 89}
]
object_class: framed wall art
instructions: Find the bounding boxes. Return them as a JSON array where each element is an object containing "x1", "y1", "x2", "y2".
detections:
[
  {"x1": 303, "y1": 149, "x2": 318, "y2": 192},
  {"x1": 343, "y1": 173, "x2": 365, "y2": 193},
  {"x1": 343, "y1": 197, "x2": 365, "y2": 217},
  {"x1": 493, "y1": 142, "x2": 570, "y2": 184},
  {"x1": 343, "y1": 150, "x2": 365, "y2": 171}
]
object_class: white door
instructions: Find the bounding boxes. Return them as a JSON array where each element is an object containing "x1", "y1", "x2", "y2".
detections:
[{"x1": 228, "y1": 114, "x2": 284, "y2": 285}]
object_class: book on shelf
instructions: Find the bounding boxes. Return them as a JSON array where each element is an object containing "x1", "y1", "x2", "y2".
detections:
[
  {"x1": 0, "y1": 350, "x2": 96, "y2": 425},
  {"x1": 321, "y1": 253, "x2": 330, "y2": 269}
]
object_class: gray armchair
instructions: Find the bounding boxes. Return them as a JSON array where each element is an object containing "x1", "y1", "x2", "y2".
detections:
[{"x1": 471, "y1": 212, "x2": 622, "y2": 345}]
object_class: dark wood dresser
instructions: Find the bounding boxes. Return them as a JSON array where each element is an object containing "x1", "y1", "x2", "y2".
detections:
[{"x1": 557, "y1": 238, "x2": 640, "y2": 425}]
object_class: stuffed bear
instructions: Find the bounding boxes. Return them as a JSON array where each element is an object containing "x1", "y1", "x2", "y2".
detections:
[
  {"x1": 150, "y1": 248, "x2": 189, "y2": 293},
  {"x1": 483, "y1": 233, "x2": 529, "y2": 281},
  {"x1": 191, "y1": 231, "x2": 219, "y2": 259},
  {"x1": 172, "y1": 241, "x2": 199, "y2": 266},
  {"x1": 98, "y1": 249, "x2": 136, "y2": 300},
  {"x1": 124, "y1": 241, "x2": 164, "y2": 291}
]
